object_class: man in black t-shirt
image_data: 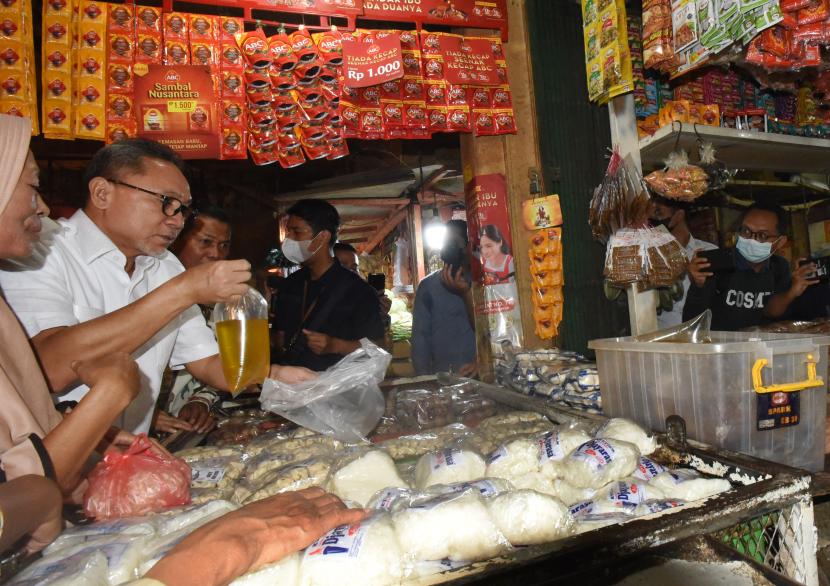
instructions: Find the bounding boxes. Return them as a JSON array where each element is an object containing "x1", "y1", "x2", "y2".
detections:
[
  {"x1": 683, "y1": 204, "x2": 817, "y2": 330},
  {"x1": 273, "y1": 199, "x2": 384, "y2": 371}
]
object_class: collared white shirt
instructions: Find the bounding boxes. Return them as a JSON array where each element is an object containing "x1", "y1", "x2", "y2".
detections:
[
  {"x1": 0, "y1": 210, "x2": 218, "y2": 433},
  {"x1": 657, "y1": 235, "x2": 719, "y2": 329}
]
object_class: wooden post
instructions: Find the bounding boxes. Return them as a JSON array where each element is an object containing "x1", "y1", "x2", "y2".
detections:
[
  {"x1": 411, "y1": 204, "x2": 427, "y2": 283},
  {"x1": 459, "y1": 0, "x2": 547, "y2": 359}
]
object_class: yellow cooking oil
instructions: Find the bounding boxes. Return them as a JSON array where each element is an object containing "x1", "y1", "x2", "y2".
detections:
[{"x1": 216, "y1": 318, "x2": 270, "y2": 394}]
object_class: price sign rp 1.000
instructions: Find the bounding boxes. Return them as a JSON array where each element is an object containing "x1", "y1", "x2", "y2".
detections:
[{"x1": 340, "y1": 33, "x2": 403, "y2": 88}]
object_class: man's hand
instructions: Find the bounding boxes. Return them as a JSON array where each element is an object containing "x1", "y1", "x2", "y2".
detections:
[
  {"x1": 145, "y1": 488, "x2": 369, "y2": 586},
  {"x1": 441, "y1": 265, "x2": 470, "y2": 296},
  {"x1": 302, "y1": 329, "x2": 332, "y2": 355},
  {"x1": 178, "y1": 259, "x2": 251, "y2": 306},
  {"x1": 378, "y1": 293, "x2": 392, "y2": 315},
  {"x1": 270, "y1": 364, "x2": 318, "y2": 384},
  {"x1": 99, "y1": 427, "x2": 172, "y2": 458},
  {"x1": 687, "y1": 252, "x2": 713, "y2": 289},
  {"x1": 71, "y1": 352, "x2": 140, "y2": 409},
  {"x1": 178, "y1": 401, "x2": 216, "y2": 434},
  {"x1": 789, "y1": 259, "x2": 820, "y2": 298},
  {"x1": 153, "y1": 410, "x2": 195, "y2": 434}
]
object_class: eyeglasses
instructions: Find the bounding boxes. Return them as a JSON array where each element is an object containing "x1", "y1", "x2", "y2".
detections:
[
  {"x1": 106, "y1": 178, "x2": 195, "y2": 219},
  {"x1": 737, "y1": 225, "x2": 780, "y2": 243}
]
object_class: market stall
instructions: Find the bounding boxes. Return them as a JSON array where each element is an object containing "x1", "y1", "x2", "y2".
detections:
[
  {"x1": 6, "y1": 0, "x2": 830, "y2": 582},
  {"x1": 8, "y1": 373, "x2": 820, "y2": 584}
]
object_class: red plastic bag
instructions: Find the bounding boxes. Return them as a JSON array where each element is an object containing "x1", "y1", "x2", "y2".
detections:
[{"x1": 83, "y1": 434, "x2": 191, "y2": 520}]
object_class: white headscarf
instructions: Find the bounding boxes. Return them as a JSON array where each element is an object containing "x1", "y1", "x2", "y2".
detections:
[{"x1": 0, "y1": 114, "x2": 32, "y2": 216}]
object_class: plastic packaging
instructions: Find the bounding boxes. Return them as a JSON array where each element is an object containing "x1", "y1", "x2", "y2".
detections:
[
  {"x1": 485, "y1": 437, "x2": 539, "y2": 483},
  {"x1": 45, "y1": 515, "x2": 158, "y2": 555},
  {"x1": 538, "y1": 427, "x2": 594, "y2": 479},
  {"x1": 649, "y1": 468, "x2": 731, "y2": 501},
  {"x1": 241, "y1": 457, "x2": 332, "y2": 504},
  {"x1": 595, "y1": 418, "x2": 657, "y2": 456},
  {"x1": 632, "y1": 456, "x2": 667, "y2": 481},
  {"x1": 644, "y1": 150, "x2": 709, "y2": 201},
  {"x1": 328, "y1": 449, "x2": 409, "y2": 507},
  {"x1": 392, "y1": 491, "x2": 510, "y2": 562},
  {"x1": 414, "y1": 448, "x2": 486, "y2": 490},
  {"x1": 214, "y1": 287, "x2": 271, "y2": 394},
  {"x1": 299, "y1": 514, "x2": 404, "y2": 586},
  {"x1": 589, "y1": 148, "x2": 651, "y2": 242},
  {"x1": 634, "y1": 309, "x2": 712, "y2": 343},
  {"x1": 8, "y1": 550, "x2": 109, "y2": 586},
  {"x1": 83, "y1": 434, "x2": 191, "y2": 520},
  {"x1": 561, "y1": 438, "x2": 640, "y2": 489},
  {"x1": 260, "y1": 340, "x2": 392, "y2": 442},
  {"x1": 380, "y1": 424, "x2": 471, "y2": 460},
  {"x1": 486, "y1": 490, "x2": 573, "y2": 545},
  {"x1": 604, "y1": 227, "x2": 688, "y2": 288},
  {"x1": 20, "y1": 535, "x2": 150, "y2": 584}
]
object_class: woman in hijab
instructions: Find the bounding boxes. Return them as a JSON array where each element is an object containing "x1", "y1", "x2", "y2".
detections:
[{"x1": 0, "y1": 114, "x2": 142, "y2": 553}]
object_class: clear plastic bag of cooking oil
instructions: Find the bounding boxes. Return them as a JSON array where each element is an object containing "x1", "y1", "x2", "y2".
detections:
[{"x1": 214, "y1": 288, "x2": 270, "y2": 395}]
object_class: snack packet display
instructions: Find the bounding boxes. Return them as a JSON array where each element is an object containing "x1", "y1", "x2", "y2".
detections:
[
  {"x1": 588, "y1": 148, "x2": 651, "y2": 242},
  {"x1": 603, "y1": 226, "x2": 688, "y2": 288},
  {"x1": 644, "y1": 150, "x2": 709, "y2": 201}
]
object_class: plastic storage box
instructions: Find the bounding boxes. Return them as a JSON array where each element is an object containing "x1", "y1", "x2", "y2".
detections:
[{"x1": 589, "y1": 331, "x2": 830, "y2": 471}]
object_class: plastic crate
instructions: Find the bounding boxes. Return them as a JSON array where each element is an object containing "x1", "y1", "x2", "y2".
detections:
[{"x1": 589, "y1": 331, "x2": 830, "y2": 471}]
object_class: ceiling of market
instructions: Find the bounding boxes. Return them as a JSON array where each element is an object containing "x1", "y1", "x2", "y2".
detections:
[{"x1": 31, "y1": 134, "x2": 464, "y2": 253}]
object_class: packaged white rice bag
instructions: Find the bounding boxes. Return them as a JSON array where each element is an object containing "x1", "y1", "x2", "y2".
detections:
[
  {"x1": 45, "y1": 515, "x2": 158, "y2": 555},
  {"x1": 329, "y1": 450, "x2": 408, "y2": 507},
  {"x1": 393, "y1": 492, "x2": 509, "y2": 562},
  {"x1": 486, "y1": 490, "x2": 572, "y2": 545},
  {"x1": 595, "y1": 418, "x2": 657, "y2": 456},
  {"x1": 631, "y1": 457, "x2": 666, "y2": 482},
  {"x1": 13, "y1": 535, "x2": 148, "y2": 585},
  {"x1": 561, "y1": 439, "x2": 639, "y2": 489},
  {"x1": 299, "y1": 514, "x2": 403, "y2": 586},
  {"x1": 633, "y1": 499, "x2": 686, "y2": 516},
  {"x1": 8, "y1": 550, "x2": 109, "y2": 586},
  {"x1": 537, "y1": 428, "x2": 592, "y2": 479},
  {"x1": 484, "y1": 438, "x2": 538, "y2": 482},
  {"x1": 649, "y1": 469, "x2": 731, "y2": 502},
  {"x1": 426, "y1": 478, "x2": 513, "y2": 499},
  {"x1": 414, "y1": 449, "x2": 486, "y2": 490}
]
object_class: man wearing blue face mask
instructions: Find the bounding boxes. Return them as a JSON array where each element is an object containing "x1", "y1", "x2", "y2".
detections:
[
  {"x1": 683, "y1": 203, "x2": 817, "y2": 330},
  {"x1": 273, "y1": 199, "x2": 385, "y2": 371}
]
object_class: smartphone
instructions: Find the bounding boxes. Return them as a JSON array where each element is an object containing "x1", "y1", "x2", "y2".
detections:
[
  {"x1": 368, "y1": 273, "x2": 386, "y2": 292},
  {"x1": 799, "y1": 257, "x2": 830, "y2": 284},
  {"x1": 699, "y1": 249, "x2": 735, "y2": 272}
]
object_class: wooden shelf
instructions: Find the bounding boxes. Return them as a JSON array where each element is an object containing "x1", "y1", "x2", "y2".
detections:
[{"x1": 639, "y1": 124, "x2": 830, "y2": 175}]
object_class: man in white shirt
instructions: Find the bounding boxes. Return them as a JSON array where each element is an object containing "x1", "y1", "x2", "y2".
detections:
[
  {"x1": 0, "y1": 139, "x2": 314, "y2": 433},
  {"x1": 650, "y1": 197, "x2": 718, "y2": 329}
]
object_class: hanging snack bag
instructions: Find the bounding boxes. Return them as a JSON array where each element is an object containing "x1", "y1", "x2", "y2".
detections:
[{"x1": 214, "y1": 287, "x2": 271, "y2": 394}]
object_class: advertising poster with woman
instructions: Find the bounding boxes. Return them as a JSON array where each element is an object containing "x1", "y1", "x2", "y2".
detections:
[{"x1": 466, "y1": 173, "x2": 523, "y2": 351}]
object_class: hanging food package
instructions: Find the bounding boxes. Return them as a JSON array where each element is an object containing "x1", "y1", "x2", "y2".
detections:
[
  {"x1": 644, "y1": 150, "x2": 708, "y2": 202},
  {"x1": 214, "y1": 287, "x2": 270, "y2": 394},
  {"x1": 697, "y1": 141, "x2": 732, "y2": 191},
  {"x1": 588, "y1": 148, "x2": 651, "y2": 242}
]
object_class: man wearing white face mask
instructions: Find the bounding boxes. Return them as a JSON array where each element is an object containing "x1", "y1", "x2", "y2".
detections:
[
  {"x1": 274, "y1": 199, "x2": 385, "y2": 371},
  {"x1": 683, "y1": 203, "x2": 817, "y2": 330}
]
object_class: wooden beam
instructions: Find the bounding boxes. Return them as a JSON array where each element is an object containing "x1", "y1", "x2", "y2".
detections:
[
  {"x1": 328, "y1": 198, "x2": 410, "y2": 207},
  {"x1": 411, "y1": 204, "x2": 426, "y2": 282},
  {"x1": 339, "y1": 225, "x2": 378, "y2": 235},
  {"x1": 360, "y1": 209, "x2": 408, "y2": 254},
  {"x1": 338, "y1": 213, "x2": 387, "y2": 221}
]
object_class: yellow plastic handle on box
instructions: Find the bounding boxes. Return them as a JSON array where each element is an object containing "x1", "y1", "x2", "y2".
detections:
[{"x1": 752, "y1": 354, "x2": 824, "y2": 394}]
